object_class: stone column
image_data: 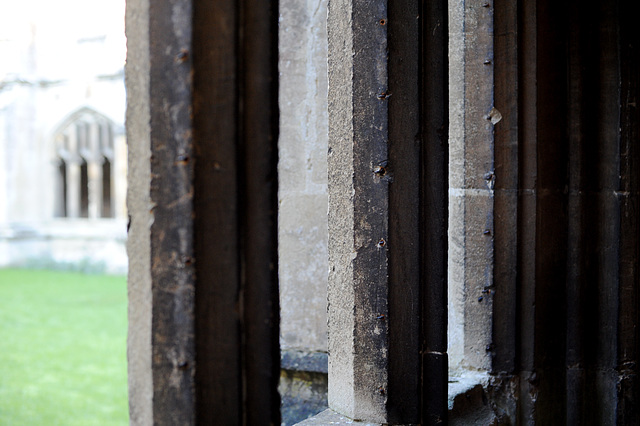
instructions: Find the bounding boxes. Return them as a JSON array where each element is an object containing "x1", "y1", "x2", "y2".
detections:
[
  {"x1": 327, "y1": 0, "x2": 390, "y2": 421},
  {"x1": 87, "y1": 122, "x2": 102, "y2": 219},
  {"x1": 66, "y1": 161, "x2": 81, "y2": 218},
  {"x1": 113, "y1": 133, "x2": 127, "y2": 219},
  {"x1": 66, "y1": 126, "x2": 81, "y2": 218},
  {"x1": 87, "y1": 161, "x2": 102, "y2": 219},
  {"x1": 447, "y1": 0, "x2": 495, "y2": 374},
  {"x1": 327, "y1": 0, "x2": 448, "y2": 423},
  {"x1": 0, "y1": 112, "x2": 6, "y2": 223},
  {"x1": 125, "y1": 0, "x2": 152, "y2": 422}
]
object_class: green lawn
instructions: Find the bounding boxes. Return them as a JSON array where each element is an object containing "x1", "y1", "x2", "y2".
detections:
[{"x1": 0, "y1": 269, "x2": 128, "y2": 425}]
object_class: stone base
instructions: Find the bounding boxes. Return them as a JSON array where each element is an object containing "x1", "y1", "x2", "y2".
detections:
[
  {"x1": 294, "y1": 409, "x2": 381, "y2": 426},
  {"x1": 0, "y1": 219, "x2": 127, "y2": 274},
  {"x1": 280, "y1": 351, "x2": 329, "y2": 426}
]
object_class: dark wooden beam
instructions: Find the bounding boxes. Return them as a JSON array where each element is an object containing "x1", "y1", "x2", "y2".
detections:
[
  {"x1": 193, "y1": 0, "x2": 280, "y2": 424},
  {"x1": 492, "y1": 0, "x2": 519, "y2": 376},
  {"x1": 617, "y1": 0, "x2": 640, "y2": 422},
  {"x1": 148, "y1": 0, "x2": 197, "y2": 423},
  {"x1": 419, "y1": 0, "x2": 448, "y2": 423},
  {"x1": 141, "y1": 0, "x2": 280, "y2": 423},
  {"x1": 387, "y1": 0, "x2": 420, "y2": 423}
]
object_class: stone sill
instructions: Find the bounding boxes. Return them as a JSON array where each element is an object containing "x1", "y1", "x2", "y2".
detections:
[
  {"x1": 295, "y1": 409, "x2": 381, "y2": 425},
  {"x1": 294, "y1": 371, "x2": 489, "y2": 425},
  {"x1": 281, "y1": 350, "x2": 328, "y2": 374}
]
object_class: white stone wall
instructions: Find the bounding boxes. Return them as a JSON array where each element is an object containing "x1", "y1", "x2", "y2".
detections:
[
  {"x1": 278, "y1": 0, "x2": 329, "y2": 354},
  {"x1": 0, "y1": 0, "x2": 127, "y2": 272},
  {"x1": 448, "y1": 0, "x2": 495, "y2": 375},
  {"x1": 0, "y1": 219, "x2": 127, "y2": 274}
]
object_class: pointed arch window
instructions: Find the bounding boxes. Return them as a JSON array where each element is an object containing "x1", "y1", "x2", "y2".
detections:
[{"x1": 54, "y1": 109, "x2": 116, "y2": 219}]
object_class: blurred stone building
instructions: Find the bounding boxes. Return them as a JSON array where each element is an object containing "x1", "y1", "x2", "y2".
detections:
[
  {"x1": 0, "y1": 2, "x2": 330, "y2": 424},
  {"x1": 0, "y1": 0, "x2": 127, "y2": 274}
]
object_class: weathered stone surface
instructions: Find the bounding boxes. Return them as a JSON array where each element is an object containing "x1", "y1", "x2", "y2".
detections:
[
  {"x1": 449, "y1": 385, "x2": 501, "y2": 426},
  {"x1": 295, "y1": 409, "x2": 382, "y2": 426},
  {"x1": 327, "y1": 0, "x2": 357, "y2": 418},
  {"x1": 278, "y1": 2, "x2": 330, "y2": 423},
  {"x1": 282, "y1": 350, "x2": 329, "y2": 374},
  {"x1": 280, "y1": 369, "x2": 328, "y2": 426},
  {"x1": 125, "y1": 0, "x2": 153, "y2": 423},
  {"x1": 279, "y1": 195, "x2": 328, "y2": 350},
  {"x1": 447, "y1": 0, "x2": 495, "y2": 374},
  {"x1": 280, "y1": 351, "x2": 329, "y2": 425},
  {"x1": 278, "y1": 0, "x2": 329, "y2": 356},
  {"x1": 327, "y1": 0, "x2": 390, "y2": 422}
]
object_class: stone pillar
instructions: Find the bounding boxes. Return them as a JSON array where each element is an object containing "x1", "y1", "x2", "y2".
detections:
[
  {"x1": 114, "y1": 133, "x2": 127, "y2": 219},
  {"x1": 447, "y1": 0, "x2": 495, "y2": 374},
  {"x1": 53, "y1": 159, "x2": 66, "y2": 217},
  {"x1": 66, "y1": 126, "x2": 81, "y2": 218},
  {"x1": 66, "y1": 162, "x2": 81, "y2": 218},
  {"x1": 87, "y1": 161, "x2": 102, "y2": 219},
  {"x1": 327, "y1": 0, "x2": 390, "y2": 422},
  {"x1": 125, "y1": 0, "x2": 152, "y2": 422},
  {"x1": 327, "y1": 0, "x2": 448, "y2": 423},
  {"x1": 0, "y1": 112, "x2": 6, "y2": 223},
  {"x1": 87, "y1": 122, "x2": 102, "y2": 219}
]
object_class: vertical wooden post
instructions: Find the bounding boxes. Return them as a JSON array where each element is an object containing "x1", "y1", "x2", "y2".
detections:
[
  {"x1": 146, "y1": 0, "x2": 197, "y2": 422},
  {"x1": 492, "y1": 0, "x2": 519, "y2": 377},
  {"x1": 489, "y1": 0, "x2": 640, "y2": 422},
  {"x1": 327, "y1": 0, "x2": 448, "y2": 423},
  {"x1": 617, "y1": 1, "x2": 640, "y2": 422},
  {"x1": 193, "y1": 0, "x2": 281, "y2": 422},
  {"x1": 126, "y1": 0, "x2": 279, "y2": 423},
  {"x1": 419, "y1": 0, "x2": 449, "y2": 423},
  {"x1": 387, "y1": 0, "x2": 421, "y2": 422}
]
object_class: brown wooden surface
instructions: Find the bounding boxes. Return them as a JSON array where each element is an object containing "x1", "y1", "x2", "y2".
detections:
[
  {"x1": 492, "y1": 0, "x2": 519, "y2": 376},
  {"x1": 241, "y1": 0, "x2": 281, "y2": 423},
  {"x1": 419, "y1": 0, "x2": 448, "y2": 423},
  {"x1": 148, "y1": 0, "x2": 197, "y2": 423},
  {"x1": 193, "y1": 0, "x2": 280, "y2": 424},
  {"x1": 516, "y1": 0, "x2": 538, "y2": 421},
  {"x1": 618, "y1": 0, "x2": 640, "y2": 423},
  {"x1": 146, "y1": 0, "x2": 280, "y2": 423},
  {"x1": 490, "y1": 0, "x2": 640, "y2": 422},
  {"x1": 192, "y1": 0, "x2": 241, "y2": 422},
  {"x1": 387, "y1": 0, "x2": 421, "y2": 422}
]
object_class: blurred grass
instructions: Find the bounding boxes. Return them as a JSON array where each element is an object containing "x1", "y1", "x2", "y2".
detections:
[{"x1": 0, "y1": 268, "x2": 128, "y2": 425}]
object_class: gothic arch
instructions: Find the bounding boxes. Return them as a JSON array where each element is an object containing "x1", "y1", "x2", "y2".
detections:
[{"x1": 52, "y1": 107, "x2": 115, "y2": 218}]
